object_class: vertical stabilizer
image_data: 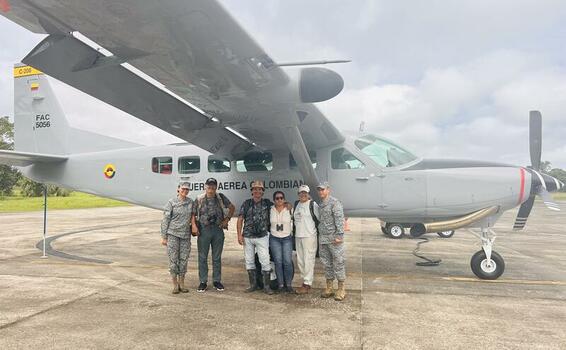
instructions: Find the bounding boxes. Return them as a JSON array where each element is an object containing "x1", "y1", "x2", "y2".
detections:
[{"x1": 14, "y1": 63, "x2": 69, "y2": 155}]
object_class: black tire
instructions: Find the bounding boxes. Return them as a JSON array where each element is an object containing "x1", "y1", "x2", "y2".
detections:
[
  {"x1": 386, "y1": 224, "x2": 404, "y2": 239},
  {"x1": 437, "y1": 230, "x2": 455, "y2": 238},
  {"x1": 470, "y1": 250, "x2": 505, "y2": 280},
  {"x1": 381, "y1": 226, "x2": 388, "y2": 235}
]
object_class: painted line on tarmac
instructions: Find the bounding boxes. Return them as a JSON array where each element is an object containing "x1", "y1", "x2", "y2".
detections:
[
  {"x1": 34, "y1": 220, "x2": 158, "y2": 264},
  {"x1": 441, "y1": 276, "x2": 566, "y2": 286}
]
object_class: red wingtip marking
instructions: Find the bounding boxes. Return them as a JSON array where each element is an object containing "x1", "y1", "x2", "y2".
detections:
[
  {"x1": 0, "y1": 0, "x2": 11, "y2": 13},
  {"x1": 518, "y1": 167, "x2": 526, "y2": 205}
]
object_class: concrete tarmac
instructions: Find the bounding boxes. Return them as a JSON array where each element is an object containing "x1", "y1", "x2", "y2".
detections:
[{"x1": 0, "y1": 202, "x2": 565, "y2": 349}]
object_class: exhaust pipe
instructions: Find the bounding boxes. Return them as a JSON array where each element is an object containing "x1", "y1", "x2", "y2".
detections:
[{"x1": 410, "y1": 206, "x2": 500, "y2": 237}]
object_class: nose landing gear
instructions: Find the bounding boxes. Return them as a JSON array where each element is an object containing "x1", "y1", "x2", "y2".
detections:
[{"x1": 469, "y1": 228, "x2": 505, "y2": 279}]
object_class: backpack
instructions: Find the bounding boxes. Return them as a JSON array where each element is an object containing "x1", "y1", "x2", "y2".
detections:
[
  {"x1": 292, "y1": 199, "x2": 319, "y2": 234},
  {"x1": 195, "y1": 193, "x2": 228, "y2": 223}
]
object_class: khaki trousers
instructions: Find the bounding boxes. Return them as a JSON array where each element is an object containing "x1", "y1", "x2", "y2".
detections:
[{"x1": 295, "y1": 235, "x2": 317, "y2": 286}]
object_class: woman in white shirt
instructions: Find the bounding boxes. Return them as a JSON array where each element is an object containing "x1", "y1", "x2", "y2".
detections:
[{"x1": 269, "y1": 191, "x2": 294, "y2": 293}]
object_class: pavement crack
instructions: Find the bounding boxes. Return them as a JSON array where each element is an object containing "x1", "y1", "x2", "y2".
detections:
[{"x1": 0, "y1": 279, "x2": 131, "y2": 331}]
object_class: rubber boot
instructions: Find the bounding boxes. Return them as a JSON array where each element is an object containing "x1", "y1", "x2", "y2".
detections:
[
  {"x1": 334, "y1": 280, "x2": 347, "y2": 301},
  {"x1": 262, "y1": 271, "x2": 273, "y2": 295},
  {"x1": 178, "y1": 275, "x2": 189, "y2": 293},
  {"x1": 321, "y1": 279, "x2": 334, "y2": 298},
  {"x1": 171, "y1": 276, "x2": 180, "y2": 294},
  {"x1": 245, "y1": 270, "x2": 257, "y2": 293}
]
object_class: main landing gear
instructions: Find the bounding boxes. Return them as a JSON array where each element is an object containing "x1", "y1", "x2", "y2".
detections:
[
  {"x1": 469, "y1": 228, "x2": 505, "y2": 280},
  {"x1": 380, "y1": 222, "x2": 455, "y2": 239}
]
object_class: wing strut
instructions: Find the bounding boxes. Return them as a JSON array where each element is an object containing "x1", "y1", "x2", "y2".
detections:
[{"x1": 279, "y1": 126, "x2": 320, "y2": 192}]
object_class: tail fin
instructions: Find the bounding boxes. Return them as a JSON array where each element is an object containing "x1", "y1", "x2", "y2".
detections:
[
  {"x1": 14, "y1": 64, "x2": 70, "y2": 154},
  {"x1": 13, "y1": 64, "x2": 140, "y2": 154}
]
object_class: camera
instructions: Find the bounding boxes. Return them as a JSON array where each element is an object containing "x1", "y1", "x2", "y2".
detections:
[{"x1": 276, "y1": 224, "x2": 284, "y2": 232}]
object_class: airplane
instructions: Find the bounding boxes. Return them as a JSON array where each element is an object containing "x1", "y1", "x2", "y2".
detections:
[{"x1": 0, "y1": 0, "x2": 563, "y2": 281}]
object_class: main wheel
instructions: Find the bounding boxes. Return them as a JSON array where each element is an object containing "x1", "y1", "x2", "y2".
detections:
[
  {"x1": 386, "y1": 224, "x2": 404, "y2": 239},
  {"x1": 470, "y1": 250, "x2": 505, "y2": 280},
  {"x1": 437, "y1": 230, "x2": 455, "y2": 238}
]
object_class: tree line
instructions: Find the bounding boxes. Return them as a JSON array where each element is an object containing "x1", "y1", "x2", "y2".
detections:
[{"x1": 0, "y1": 116, "x2": 70, "y2": 197}]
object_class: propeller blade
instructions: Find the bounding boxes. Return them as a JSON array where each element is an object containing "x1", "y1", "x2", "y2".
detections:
[
  {"x1": 529, "y1": 110, "x2": 542, "y2": 171},
  {"x1": 539, "y1": 188, "x2": 560, "y2": 211},
  {"x1": 513, "y1": 195, "x2": 535, "y2": 230}
]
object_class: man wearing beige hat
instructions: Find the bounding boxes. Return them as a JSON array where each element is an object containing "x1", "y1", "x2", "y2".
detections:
[
  {"x1": 293, "y1": 184, "x2": 320, "y2": 295},
  {"x1": 237, "y1": 180, "x2": 274, "y2": 295}
]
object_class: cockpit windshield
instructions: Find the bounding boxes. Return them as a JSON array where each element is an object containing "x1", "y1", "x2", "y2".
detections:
[{"x1": 354, "y1": 134, "x2": 418, "y2": 167}]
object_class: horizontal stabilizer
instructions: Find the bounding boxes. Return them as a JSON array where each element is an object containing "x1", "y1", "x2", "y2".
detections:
[{"x1": 0, "y1": 150, "x2": 67, "y2": 167}]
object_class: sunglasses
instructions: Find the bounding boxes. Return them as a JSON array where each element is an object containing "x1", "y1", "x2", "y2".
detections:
[{"x1": 275, "y1": 196, "x2": 285, "y2": 200}]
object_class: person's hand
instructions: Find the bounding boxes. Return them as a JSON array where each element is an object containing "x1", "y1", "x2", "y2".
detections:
[
  {"x1": 221, "y1": 218, "x2": 230, "y2": 229},
  {"x1": 161, "y1": 238, "x2": 168, "y2": 246},
  {"x1": 285, "y1": 202, "x2": 293, "y2": 211},
  {"x1": 191, "y1": 229, "x2": 199, "y2": 237},
  {"x1": 333, "y1": 237, "x2": 343, "y2": 245},
  {"x1": 237, "y1": 234, "x2": 244, "y2": 246}
]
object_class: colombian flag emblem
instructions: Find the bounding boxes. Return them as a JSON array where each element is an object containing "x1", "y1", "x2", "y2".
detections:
[{"x1": 104, "y1": 164, "x2": 116, "y2": 179}]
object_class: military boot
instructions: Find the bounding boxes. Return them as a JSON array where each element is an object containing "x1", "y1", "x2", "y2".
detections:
[
  {"x1": 334, "y1": 280, "x2": 347, "y2": 301},
  {"x1": 245, "y1": 270, "x2": 257, "y2": 293},
  {"x1": 321, "y1": 279, "x2": 334, "y2": 298},
  {"x1": 171, "y1": 276, "x2": 180, "y2": 294},
  {"x1": 262, "y1": 271, "x2": 274, "y2": 295}
]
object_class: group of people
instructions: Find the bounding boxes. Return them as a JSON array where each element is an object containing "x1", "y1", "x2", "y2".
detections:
[{"x1": 160, "y1": 177, "x2": 347, "y2": 301}]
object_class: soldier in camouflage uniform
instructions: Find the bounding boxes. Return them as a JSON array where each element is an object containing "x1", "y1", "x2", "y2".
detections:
[
  {"x1": 316, "y1": 181, "x2": 347, "y2": 301},
  {"x1": 161, "y1": 182, "x2": 194, "y2": 294}
]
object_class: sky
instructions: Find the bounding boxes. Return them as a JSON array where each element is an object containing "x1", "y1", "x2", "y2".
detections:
[{"x1": 1, "y1": 0, "x2": 566, "y2": 168}]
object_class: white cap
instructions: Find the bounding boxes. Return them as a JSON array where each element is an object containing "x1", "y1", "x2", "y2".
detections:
[{"x1": 298, "y1": 185, "x2": 310, "y2": 193}]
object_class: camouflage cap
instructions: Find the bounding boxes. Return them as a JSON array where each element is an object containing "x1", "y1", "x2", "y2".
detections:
[
  {"x1": 179, "y1": 181, "x2": 190, "y2": 189},
  {"x1": 316, "y1": 181, "x2": 330, "y2": 190}
]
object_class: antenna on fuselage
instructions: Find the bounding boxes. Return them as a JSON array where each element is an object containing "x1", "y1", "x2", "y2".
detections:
[{"x1": 359, "y1": 121, "x2": 365, "y2": 133}]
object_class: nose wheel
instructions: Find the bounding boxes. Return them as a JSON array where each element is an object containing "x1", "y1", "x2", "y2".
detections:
[{"x1": 469, "y1": 228, "x2": 505, "y2": 279}]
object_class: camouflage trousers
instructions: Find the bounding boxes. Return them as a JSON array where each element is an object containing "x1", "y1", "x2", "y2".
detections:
[
  {"x1": 166, "y1": 235, "x2": 191, "y2": 277},
  {"x1": 319, "y1": 243, "x2": 346, "y2": 281}
]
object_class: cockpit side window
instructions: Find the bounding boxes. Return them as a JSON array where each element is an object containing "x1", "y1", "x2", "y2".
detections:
[
  {"x1": 331, "y1": 148, "x2": 365, "y2": 170},
  {"x1": 355, "y1": 135, "x2": 417, "y2": 167}
]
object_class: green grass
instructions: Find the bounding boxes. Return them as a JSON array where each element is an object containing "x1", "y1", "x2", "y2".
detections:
[
  {"x1": 0, "y1": 192, "x2": 131, "y2": 212},
  {"x1": 553, "y1": 192, "x2": 566, "y2": 201}
]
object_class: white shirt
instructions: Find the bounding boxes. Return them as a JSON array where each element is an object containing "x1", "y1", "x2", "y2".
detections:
[
  {"x1": 270, "y1": 206, "x2": 292, "y2": 238},
  {"x1": 293, "y1": 200, "x2": 320, "y2": 238}
]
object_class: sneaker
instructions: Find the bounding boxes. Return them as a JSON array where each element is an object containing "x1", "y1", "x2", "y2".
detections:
[
  {"x1": 197, "y1": 282, "x2": 207, "y2": 293},
  {"x1": 213, "y1": 281, "x2": 225, "y2": 291}
]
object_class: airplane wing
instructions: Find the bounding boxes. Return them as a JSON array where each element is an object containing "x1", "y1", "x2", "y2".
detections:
[
  {"x1": 0, "y1": 150, "x2": 67, "y2": 167},
  {"x1": 1, "y1": 0, "x2": 345, "y2": 166}
]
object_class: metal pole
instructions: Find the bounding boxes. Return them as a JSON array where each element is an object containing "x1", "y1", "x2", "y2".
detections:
[{"x1": 41, "y1": 184, "x2": 47, "y2": 259}]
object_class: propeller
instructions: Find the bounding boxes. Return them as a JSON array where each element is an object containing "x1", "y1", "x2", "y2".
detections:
[{"x1": 513, "y1": 111, "x2": 562, "y2": 230}]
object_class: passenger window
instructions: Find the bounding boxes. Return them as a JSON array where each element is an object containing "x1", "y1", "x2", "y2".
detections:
[
  {"x1": 331, "y1": 148, "x2": 365, "y2": 170},
  {"x1": 236, "y1": 152, "x2": 273, "y2": 172},
  {"x1": 289, "y1": 151, "x2": 317, "y2": 169},
  {"x1": 152, "y1": 157, "x2": 173, "y2": 174},
  {"x1": 208, "y1": 156, "x2": 231, "y2": 173},
  {"x1": 178, "y1": 156, "x2": 200, "y2": 174}
]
